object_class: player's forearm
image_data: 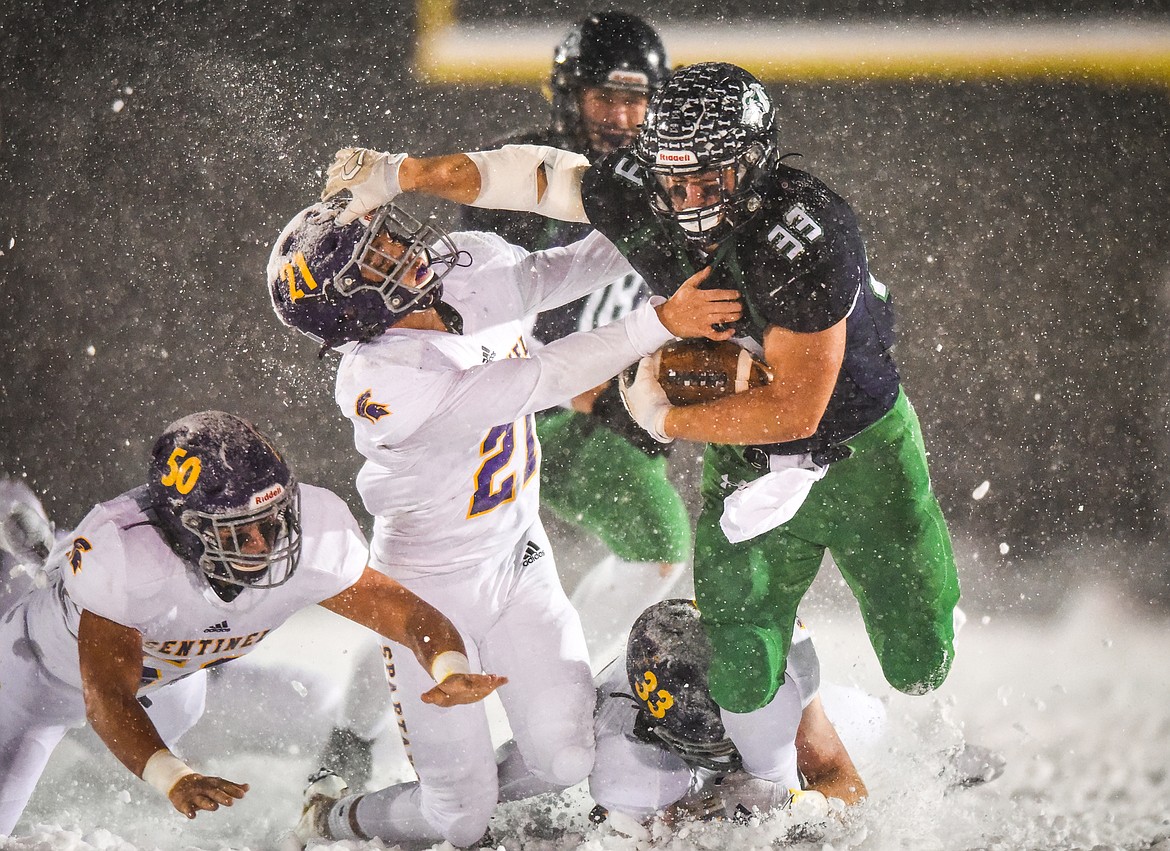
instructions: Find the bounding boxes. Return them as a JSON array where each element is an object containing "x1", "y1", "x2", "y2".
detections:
[
  {"x1": 681, "y1": 320, "x2": 845, "y2": 445},
  {"x1": 399, "y1": 596, "x2": 470, "y2": 676},
  {"x1": 398, "y1": 153, "x2": 482, "y2": 204},
  {"x1": 78, "y1": 610, "x2": 168, "y2": 778},
  {"x1": 519, "y1": 231, "x2": 634, "y2": 316},
  {"x1": 322, "y1": 568, "x2": 468, "y2": 679},
  {"x1": 450, "y1": 302, "x2": 674, "y2": 424},
  {"x1": 83, "y1": 687, "x2": 170, "y2": 778},
  {"x1": 664, "y1": 384, "x2": 827, "y2": 445},
  {"x1": 402, "y1": 144, "x2": 589, "y2": 222}
]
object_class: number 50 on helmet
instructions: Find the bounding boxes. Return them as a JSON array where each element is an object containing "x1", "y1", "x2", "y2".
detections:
[
  {"x1": 267, "y1": 200, "x2": 461, "y2": 349},
  {"x1": 147, "y1": 411, "x2": 302, "y2": 600}
]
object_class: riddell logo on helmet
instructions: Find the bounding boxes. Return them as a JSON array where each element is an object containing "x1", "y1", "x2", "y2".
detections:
[
  {"x1": 250, "y1": 484, "x2": 285, "y2": 509},
  {"x1": 656, "y1": 150, "x2": 698, "y2": 166}
]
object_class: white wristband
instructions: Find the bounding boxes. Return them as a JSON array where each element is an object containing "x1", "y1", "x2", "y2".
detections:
[
  {"x1": 624, "y1": 296, "x2": 676, "y2": 355},
  {"x1": 142, "y1": 748, "x2": 196, "y2": 797},
  {"x1": 430, "y1": 651, "x2": 471, "y2": 684},
  {"x1": 374, "y1": 152, "x2": 405, "y2": 199}
]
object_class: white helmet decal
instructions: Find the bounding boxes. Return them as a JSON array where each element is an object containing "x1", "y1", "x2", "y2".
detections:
[
  {"x1": 741, "y1": 83, "x2": 772, "y2": 129},
  {"x1": 249, "y1": 483, "x2": 286, "y2": 510},
  {"x1": 656, "y1": 150, "x2": 699, "y2": 167}
]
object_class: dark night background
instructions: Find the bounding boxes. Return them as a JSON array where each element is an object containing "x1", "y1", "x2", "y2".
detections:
[{"x1": 1, "y1": 1, "x2": 1167, "y2": 606}]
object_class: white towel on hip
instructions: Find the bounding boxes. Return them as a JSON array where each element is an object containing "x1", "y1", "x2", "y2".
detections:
[{"x1": 719, "y1": 452, "x2": 828, "y2": 544}]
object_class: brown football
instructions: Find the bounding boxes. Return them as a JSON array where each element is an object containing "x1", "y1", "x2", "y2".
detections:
[{"x1": 655, "y1": 339, "x2": 772, "y2": 406}]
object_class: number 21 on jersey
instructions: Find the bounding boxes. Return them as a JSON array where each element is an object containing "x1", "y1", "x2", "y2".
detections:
[{"x1": 468, "y1": 414, "x2": 538, "y2": 518}]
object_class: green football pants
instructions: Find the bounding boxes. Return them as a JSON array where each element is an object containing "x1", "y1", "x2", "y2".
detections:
[
  {"x1": 537, "y1": 409, "x2": 691, "y2": 564},
  {"x1": 694, "y1": 389, "x2": 960, "y2": 712}
]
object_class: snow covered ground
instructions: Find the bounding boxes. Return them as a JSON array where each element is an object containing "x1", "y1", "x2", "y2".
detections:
[{"x1": 8, "y1": 554, "x2": 1170, "y2": 851}]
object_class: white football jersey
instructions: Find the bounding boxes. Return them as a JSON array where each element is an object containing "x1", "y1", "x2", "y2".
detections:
[
  {"x1": 334, "y1": 229, "x2": 659, "y2": 573},
  {"x1": 23, "y1": 484, "x2": 368, "y2": 694}
]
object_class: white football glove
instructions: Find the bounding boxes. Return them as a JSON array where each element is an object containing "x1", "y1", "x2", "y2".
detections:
[
  {"x1": 322, "y1": 148, "x2": 408, "y2": 225},
  {"x1": 618, "y1": 351, "x2": 674, "y2": 444}
]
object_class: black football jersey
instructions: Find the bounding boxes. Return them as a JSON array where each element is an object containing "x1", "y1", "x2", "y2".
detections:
[
  {"x1": 581, "y1": 150, "x2": 901, "y2": 455},
  {"x1": 458, "y1": 129, "x2": 652, "y2": 344}
]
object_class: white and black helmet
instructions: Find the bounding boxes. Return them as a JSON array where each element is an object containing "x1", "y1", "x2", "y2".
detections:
[{"x1": 635, "y1": 62, "x2": 778, "y2": 244}]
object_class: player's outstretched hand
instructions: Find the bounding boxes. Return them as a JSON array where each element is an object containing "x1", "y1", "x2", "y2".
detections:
[
  {"x1": 420, "y1": 672, "x2": 508, "y2": 707},
  {"x1": 168, "y1": 773, "x2": 249, "y2": 819},
  {"x1": 322, "y1": 148, "x2": 408, "y2": 225},
  {"x1": 655, "y1": 267, "x2": 741, "y2": 342}
]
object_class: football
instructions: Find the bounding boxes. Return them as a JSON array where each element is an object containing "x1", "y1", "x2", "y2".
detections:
[{"x1": 655, "y1": 339, "x2": 772, "y2": 406}]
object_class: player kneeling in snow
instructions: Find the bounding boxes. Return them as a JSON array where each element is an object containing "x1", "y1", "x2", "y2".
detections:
[
  {"x1": 0, "y1": 411, "x2": 503, "y2": 836},
  {"x1": 267, "y1": 195, "x2": 739, "y2": 848}
]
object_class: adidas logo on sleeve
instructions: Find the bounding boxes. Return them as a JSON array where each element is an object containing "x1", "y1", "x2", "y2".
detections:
[{"x1": 521, "y1": 540, "x2": 545, "y2": 567}]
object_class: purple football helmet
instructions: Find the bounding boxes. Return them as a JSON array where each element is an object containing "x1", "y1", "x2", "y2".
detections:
[
  {"x1": 268, "y1": 200, "x2": 460, "y2": 348},
  {"x1": 635, "y1": 63, "x2": 778, "y2": 245},
  {"x1": 148, "y1": 411, "x2": 301, "y2": 596}
]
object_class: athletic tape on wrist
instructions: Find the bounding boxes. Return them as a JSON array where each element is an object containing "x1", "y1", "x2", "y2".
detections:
[
  {"x1": 651, "y1": 407, "x2": 673, "y2": 444},
  {"x1": 142, "y1": 748, "x2": 196, "y2": 797},
  {"x1": 430, "y1": 651, "x2": 471, "y2": 683},
  {"x1": 380, "y1": 153, "x2": 405, "y2": 198}
]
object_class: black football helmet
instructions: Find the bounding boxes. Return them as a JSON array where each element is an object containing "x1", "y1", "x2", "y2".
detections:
[
  {"x1": 625, "y1": 598, "x2": 741, "y2": 770},
  {"x1": 550, "y1": 11, "x2": 669, "y2": 154},
  {"x1": 268, "y1": 200, "x2": 460, "y2": 348},
  {"x1": 147, "y1": 411, "x2": 302, "y2": 598},
  {"x1": 635, "y1": 62, "x2": 778, "y2": 245}
]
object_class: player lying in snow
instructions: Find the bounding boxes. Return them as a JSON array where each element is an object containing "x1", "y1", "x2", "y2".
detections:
[
  {"x1": 292, "y1": 598, "x2": 1003, "y2": 845},
  {"x1": 292, "y1": 598, "x2": 872, "y2": 845},
  {"x1": 574, "y1": 600, "x2": 1000, "y2": 836},
  {"x1": 0, "y1": 412, "x2": 503, "y2": 836},
  {"x1": 266, "y1": 198, "x2": 740, "y2": 849},
  {"x1": 587, "y1": 600, "x2": 865, "y2": 829}
]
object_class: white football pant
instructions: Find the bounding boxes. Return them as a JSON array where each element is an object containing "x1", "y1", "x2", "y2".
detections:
[{"x1": 335, "y1": 520, "x2": 594, "y2": 847}]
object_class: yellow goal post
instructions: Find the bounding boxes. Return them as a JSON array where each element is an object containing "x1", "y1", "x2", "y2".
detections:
[{"x1": 415, "y1": 0, "x2": 1170, "y2": 87}]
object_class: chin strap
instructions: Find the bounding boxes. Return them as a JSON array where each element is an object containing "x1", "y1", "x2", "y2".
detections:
[
  {"x1": 207, "y1": 576, "x2": 245, "y2": 602},
  {"x1": 434, "y1": 300, "x2": 464, "y2": 335}
]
